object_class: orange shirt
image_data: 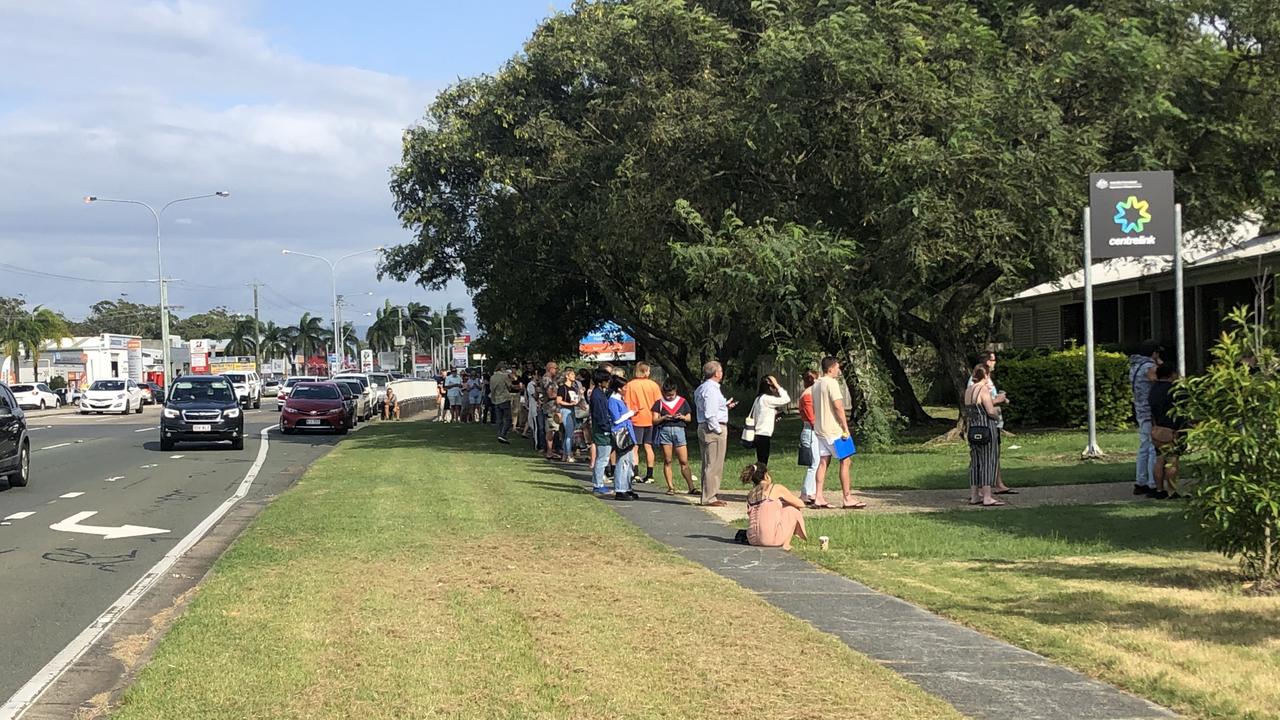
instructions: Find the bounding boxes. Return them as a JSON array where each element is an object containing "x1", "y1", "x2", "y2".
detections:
[
  {"x1": 799, "y1": 387, "x2": 815, "y2": 425},
  {"x1": 622, "y1": 378, "x2": 662, "y2": 427}
]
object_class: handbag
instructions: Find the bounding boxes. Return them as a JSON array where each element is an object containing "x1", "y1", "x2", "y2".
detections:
[
  {"x1": 797, "y1": 443, "x2": 814, "y2": 467},
  {"x1": 740, "y1": 416, "x2": 756, "y2": 449},
  {"x1": 612, "y1": 427, "x2": 636, "y2": 453},
  {"x1": 965, "y1": 405, "x2": 991, "y2": 446}
]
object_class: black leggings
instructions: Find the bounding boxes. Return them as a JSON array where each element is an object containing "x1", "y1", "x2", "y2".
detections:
[{"x1": 754, "y1": 435, "x2": 772, "y2": 466}]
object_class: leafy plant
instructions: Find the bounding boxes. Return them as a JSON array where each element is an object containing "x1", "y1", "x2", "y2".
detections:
[
  {"x1": 995, "y1": 348, "x2": 1131, "y2": 429},
  {"x1": 1179, "y1": 307, "x2": 1280, "y2": 584}
]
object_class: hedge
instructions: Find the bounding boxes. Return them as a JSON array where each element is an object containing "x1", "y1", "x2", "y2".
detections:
[{"x1": 994, "y1": 348, "x2": 1133, "y2": 429}]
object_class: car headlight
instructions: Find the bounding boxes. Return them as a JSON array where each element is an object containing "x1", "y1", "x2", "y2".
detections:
[
  {"x1": 327, "y1": 408, "x2": 342, "y2": 415},
  {"x1": 282, "y1": 405, "x2": 296, "y2": 414},
  {"x1": 163, "y1": 408, "x2": 179, "y2": 419},
  {"x1": 224, "y1": 407, "x2": 241, "y2": 419}
]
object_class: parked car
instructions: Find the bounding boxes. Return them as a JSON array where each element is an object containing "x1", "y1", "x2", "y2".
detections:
[
  {"x1": 276, "y1": 375, "x2": 324, "y2": 410},
  {"x1": 160, "y1": 375, "x2": 245, "y2": 451},
  {"x1": 221, "y1": 371, "x2": 262, "y2": 409},
  {"x1": 334, "y1": 378, "x2": 373, "y2": 426},
  {"x1": 366, "y1": 372, "x2": 391, "y2": 413},
  {"x1": 279, "y1": 382, "x2": 349, "y2": 435},
  {"x1": 142, "y1": 381, "x2": 164, "y2": 405},
  {"x1": 79, "y1": 378, "x2": 145, "y2": 415},
  {"x1": 331, "y1": 380, "x2": 359, "y2": 429},
  {"x1": 261, "y1": 377, "x2": 281, "y2": 397},
  {"x1": 9, "y1": 383, "x2": 61, "y2": 410},
  {"x1": 331, "y1": 373, "x2": 375, "y2": 421},
  {"x1": 0, "y1": 384, "x2": 30, "y2": 487}
]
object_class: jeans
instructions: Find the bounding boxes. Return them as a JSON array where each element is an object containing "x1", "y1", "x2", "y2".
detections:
[
  {"x1": 800, "y1": 424, "x2": 820, "y2": 497},
  {"x1": 1136, "y1": 419, "x2": 1157, "y2": 488},
  {"x1": 592, "y1": 440, "x2": 611, "y2": 490},
  {"x1": 559, "y1": 408, "x2": 576, "y2": 458},
  {"x1": 494, "y1": 402, "x2": 511, "y2": 440},
  {"x1": 534, "y1": 409, "x2": 547, "y2": 450},
  {"x1": 614, "y1": 445, "x2": 635, "y2": 493}
]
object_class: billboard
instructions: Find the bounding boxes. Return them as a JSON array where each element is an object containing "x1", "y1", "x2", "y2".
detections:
[
  {"x1": 126, "y1": 339, "x2": 144, "y2": 382},
  {"x1": 377, "y1": 351, "x2": 399, "y2": 371},
  {"x1": 1089, "y1": 171, "x2": 1176, "y2": 258},
  {"x1": 451, "y1": 342, "x2": 469, "y2": 369},
  {"x1": 580, "y1": 323, "x2": 636, "y2": 362},
  {"x1": 361, "y1": 349, "x2": 375, "y2": 373}
]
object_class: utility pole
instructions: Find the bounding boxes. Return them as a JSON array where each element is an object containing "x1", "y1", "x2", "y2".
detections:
[{"x1": 248, "y1": 281, "x2": 263, "y2": 376}]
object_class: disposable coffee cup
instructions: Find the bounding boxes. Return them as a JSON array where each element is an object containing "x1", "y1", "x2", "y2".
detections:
[{"x1": 819, "y1": 536, "x2": 830, "y2": 551}]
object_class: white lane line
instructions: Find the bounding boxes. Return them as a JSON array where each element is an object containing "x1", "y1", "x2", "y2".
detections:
[
  {"x1": 168, "y1": 455, "x2": 185, "y2": 459},
  {"x1": 3, "y1": 512, "x2": 35, "y2": 521},
  {"x1": 58, "y1": 492, "x2": 85, "y2": 499},
  {"x1": 0, "y1": 424, "x2": 277, "y2": 719},
  {"x1": 104, "y1": 477, "x2": 125, "y2": 483},
  {"x1": 133, "y1": 428, "x2": 152, "y2": 433},
  {"x1": 139, "y1": 464, "x2": 158, "y2": 469},
  {"x1": 39, "y1": 443, "x2": 71, "y2": 451}
]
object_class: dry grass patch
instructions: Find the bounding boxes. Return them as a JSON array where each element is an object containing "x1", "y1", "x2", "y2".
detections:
[{"x1": 112, "y1": 423, "x2": 959, "y2": 720}]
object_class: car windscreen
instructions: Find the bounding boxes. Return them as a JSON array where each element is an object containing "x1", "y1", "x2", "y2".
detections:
[
  {"x1": 10, "y1": 384, "x2": 34, "y2": 392},
  {"x1": 291, "y1": 384, "x2": 340, "y2": 400},
  {"x1": 367, "y1": 374, "x2": 389, "y2": 386},
  {"x1": 336, "y1": 376, "x2": 369, "y2": 389},
  {"x1": 169, "y1": 381, "x2": 235, "y2": 403},
  {"x1": 89, "y1": 380, "x2": 126, "y2": 391},
  {"x1": 223, "y1": 373, "x2": 247, "y2": 383},
  {"x1": 284, "y1": 377, "x2": 315, "y2": 388},
  {"x1": 332, "y1": 383, "x2": 354, "y2": 398}
]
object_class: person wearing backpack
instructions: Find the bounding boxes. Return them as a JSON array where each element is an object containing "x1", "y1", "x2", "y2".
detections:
[{"x1": 607, "y1": 375, "x2": 638, "y2": 501}]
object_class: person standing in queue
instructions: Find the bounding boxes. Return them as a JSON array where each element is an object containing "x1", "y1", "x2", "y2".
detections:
[
  {"x1": 652, "y1": 379, "x2": 697, "y2": 496},
  {"x1": 489, "y1": 363, "x2": 513, "y2": 444},
  {"x1": 622, "y1": 362, "x2": 663, "y2": 484},
  {"x1": 588, "y1": 368, "x2": 614, "y2": 495},
  {"x1": 747, "y1": 374, "x2": 790, "y2": 466},
  {"x1": 694, "y1": 360, "x2": 736, "y2": 507},
  {"x1": 797, "y1": 370, "x2": 821, "y2": 504},
  {"x1": 811, "y1": 356, "x2": 862, "y2": 509}
]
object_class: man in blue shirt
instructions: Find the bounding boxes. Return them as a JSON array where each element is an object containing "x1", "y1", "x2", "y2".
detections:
[
  {"x1": 1129, "y1": 342, "x2": 1162, "y2": 496},
  {"x1": 694, "y1": 360, "x2": 736, "y2": 506}
]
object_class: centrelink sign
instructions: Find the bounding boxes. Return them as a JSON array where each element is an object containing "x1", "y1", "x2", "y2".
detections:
[{"x1": 1089, "y1": 171, "x2": 1175, "y2": 258}]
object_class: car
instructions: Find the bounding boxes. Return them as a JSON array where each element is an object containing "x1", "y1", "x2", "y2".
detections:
[
  {"x1": 330, "y1": 380, "x2": 360, "y2": 429},
  {"x1": 221, "y1": 371, "x2": 262, "y2": 409},
  {"x1": 142, "y1": 381, "x2": 164, "y2": 405},
  {"x1": 9, "y1": 383, "x2": 61, "y2": 410},
  {"x1": 0, "y1": 384, "x2": 30, "y2": 488},
  {"x1": 261, "y1": 377, "x2": 281, "y2": 397},
  {"x1": 137, "y1": 383, "x2": 155, "y2": 405},
  {"x1": 277, "y1": 375, "x2": 324, "y2": 410},
  {"x1": 160, "y1": 376, "x2": 245, "y2": 451},
  {"x1": 79, "y1": 378, "x2": 145, "y2": 415},
  {"x1": 279, "y1": 382, "x2": 349, "y2": 435},
  {"x1": 332, "y1": 378, "x2": 371, "y2": 426},
  {"x1": 331, "y1": 373, "x2": 376, "y2": 421},
  {"x1": 366, "y1": 372, "x2": 391, "y2": 412}
]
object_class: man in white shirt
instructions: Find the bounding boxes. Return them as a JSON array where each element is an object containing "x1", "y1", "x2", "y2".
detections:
[
  {"x1": 812, "y1": 356, "x2": 861, "y2": 509},
  {"x1": 694, "y1": 360, "x2": 736, "y2": 506}
]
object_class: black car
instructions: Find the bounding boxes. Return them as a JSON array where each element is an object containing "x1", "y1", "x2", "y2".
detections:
[
  {"x1": 0, "y1": 384, "x2": 30, "y2": 487},
  {"x1": 143, "y1": 381, "x2": 164, "y2": 405},
  {"x1": 160, "y1": 376, "x2": 245, "y2": 451},
  {"x1": 332, "y1": 380, "x2": 358, "y2": 429}
]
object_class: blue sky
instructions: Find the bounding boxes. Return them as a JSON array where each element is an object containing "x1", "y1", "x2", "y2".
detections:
[{"x1": 0, "y1": 1, "x2": 560, "y2": 333}]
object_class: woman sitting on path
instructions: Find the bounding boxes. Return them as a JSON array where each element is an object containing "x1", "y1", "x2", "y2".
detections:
[
  {"x1": 964, "y1": 366, "x2": 1004, "y2": 507},
  {"x1": 741, "y1": 463, "x2": 808, "y2": 551}
]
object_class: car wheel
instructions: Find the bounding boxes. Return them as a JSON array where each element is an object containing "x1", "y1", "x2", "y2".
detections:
[
  {"x1": 337, "y1": 425, "x2": 349, "y2": 436},
  {"x1": 79, "y1": 409, "x2": 88, "y2": 415},
  {"x1": 7, "y1": 441, "x2": 30, "y2": 487},
  {"x1": 136, "y1": 402, "x2": 144, "y2": 414},
  {"x1": 39, "y1": 400, "x2": 46, "y2": 410},
  {"x1": 231, "y1": 435, "x2": 244, "y2": 451},
  {"x1": 253, "y1": 398, "x2": 261, "y2": 409},
  {"x1": 160, "y1": 437, "x2": 174, "y2": 452}
]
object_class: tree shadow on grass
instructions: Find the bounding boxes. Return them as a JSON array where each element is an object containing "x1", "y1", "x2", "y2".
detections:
[
  {"x1": 984, "y1": 559, "x2": 1241, "y2": 591},
  {"x1": 924, "y1": 502, "x2": 1203, "y2": 554}
]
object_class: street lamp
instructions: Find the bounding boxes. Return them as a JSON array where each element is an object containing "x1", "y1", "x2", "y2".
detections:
[
  {"x1": 280, "y1": 247, "x2": 383, "y2": 371},
  {"x1": 84, "y1": 191, "x2": 230, "y2": 388}
]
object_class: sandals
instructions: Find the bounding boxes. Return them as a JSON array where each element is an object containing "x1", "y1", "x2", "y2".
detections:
[
  {"x1": 842, "y1": 501, "x2": 867, "y2": 510},
  {"x1": 995, "y1": 489, "x2": 1019, "y2": 495},
  {"x1": 665, "y1": 488, "x2": 675, "y2": 496},
  {"x1": 981, "y1": 500, "x2": 1007, "y2": 507}
]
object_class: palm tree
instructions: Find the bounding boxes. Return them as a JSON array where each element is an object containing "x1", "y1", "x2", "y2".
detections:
[
  {"x1": 225, "y1": 317, "x2": 257, "y2": 357},
  {"x1": 294, "y1": 313, "x2": 327, "y2": 358},
  {"x1": 0, "y1": 306, "x2": 66, "y2": 383},
  {"x1": 365, "y1": 301, "x2": 400, "y2": 353},
  {"x1": 340, "y1": 322, "x2": 361, "y2": 360},
  {"x1": 259, "y1": 321, "x2": 288, "y2": 360}
]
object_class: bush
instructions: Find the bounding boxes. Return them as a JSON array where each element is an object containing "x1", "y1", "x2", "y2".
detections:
[
  {"x1": 1180, "y1": 307, "x2": 1280, "y2": 583},
  {"x1": 996, "y1": 348, "x2": 1131, "y2": 429},
  {"x1": 47, "y1": 376, "x2": 67, "y2": 391}
]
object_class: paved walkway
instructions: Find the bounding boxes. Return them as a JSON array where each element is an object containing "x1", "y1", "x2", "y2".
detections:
[{"x1": 561, "y1": 466, "x2": 1174, "y2": 720}]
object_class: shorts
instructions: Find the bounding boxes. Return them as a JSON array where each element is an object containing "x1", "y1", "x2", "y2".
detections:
[
  {"x1": 815, "y1": 434, "x2": 839, "y2": 458},
  {"x1": 593, "y1": 430, "x2": 612, "y2": 447},
  {"x1": 634, "y1": 425, "x2": 656, "y2": 446},
  {"x1": 655, "y1": 424, "x2": 687, "y2": 448},
  {"x1": 546, "y1": 409, "x2": 562, "y2": 430}
]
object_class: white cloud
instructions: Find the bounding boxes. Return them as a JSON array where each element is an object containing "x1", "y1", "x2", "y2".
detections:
[{"x1": 0, "y1": 0, "x2": 474, "y2": 332}]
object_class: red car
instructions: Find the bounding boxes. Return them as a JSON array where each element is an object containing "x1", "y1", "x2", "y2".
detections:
[{"x1": 279, "y1": 382, "x2": 350, "y2": 435}]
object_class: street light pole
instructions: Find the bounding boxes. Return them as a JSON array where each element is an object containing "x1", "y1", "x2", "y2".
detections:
[
  {"x1": 84, "y1": 191, "x2": 229, "y2": 388},
  {"x1": 281, "y1": 247, "x2": 382, "y2": 373}
]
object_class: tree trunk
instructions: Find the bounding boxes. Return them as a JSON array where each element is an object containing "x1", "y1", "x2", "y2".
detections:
[{"x1": 871, "y1": 325, "x2": 932, "y2": 425}]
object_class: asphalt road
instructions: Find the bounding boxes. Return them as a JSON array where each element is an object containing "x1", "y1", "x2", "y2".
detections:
[{"x1": 0, "y1": 404, "x2": 345, "y2": 704}]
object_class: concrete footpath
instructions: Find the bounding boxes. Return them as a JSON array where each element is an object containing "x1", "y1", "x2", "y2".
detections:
[{"x1": 560, "y1": 466, "x2": 1175, "y2": 720}]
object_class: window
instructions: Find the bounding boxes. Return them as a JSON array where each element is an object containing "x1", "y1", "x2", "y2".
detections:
[
  {"x1": 291, "y1": 384, "x2": 340, "y2": 400},
  {"x1": 0, "y1": 388, "x2": 13, "y2": 410},
  {"x1": 37, "y1": 384, "x2": 51, "y2": 392},
  {"x1": 9, "y1": 385, "x2": 34, "y2": 393},
  {"x1": 224, "y1": 373, "x2": 247, "y2": 383},
  {"x1": 169, "y1": 381, "x2": 235, "y2": 403},
  {"x1": 90, "y1": 380, "x2": 126, "y2": 391}
]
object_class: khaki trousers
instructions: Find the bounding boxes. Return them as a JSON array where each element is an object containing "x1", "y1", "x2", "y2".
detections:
[{"x1": 699, "y1": 424, "x2": 728, "y2": 504}]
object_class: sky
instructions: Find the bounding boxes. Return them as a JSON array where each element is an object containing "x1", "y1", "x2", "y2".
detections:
[{"x1": 0, "y1": 0, "x2": 560, "y2": 335}]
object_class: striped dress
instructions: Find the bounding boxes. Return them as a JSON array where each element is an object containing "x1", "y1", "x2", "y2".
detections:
[{"x1": 966, "y1": 403, "x2": 999, "y2": 488}]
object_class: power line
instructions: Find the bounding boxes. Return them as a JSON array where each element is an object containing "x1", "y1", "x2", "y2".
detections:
[{"x1": 0, "y1": 262, "x2": 155, "y2": 285}]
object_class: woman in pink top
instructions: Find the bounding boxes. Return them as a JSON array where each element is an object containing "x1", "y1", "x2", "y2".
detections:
[{"x1": 740, "y1": 463, "x2": 808, "y2": 551}]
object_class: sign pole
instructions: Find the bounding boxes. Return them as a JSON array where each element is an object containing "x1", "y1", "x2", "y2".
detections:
[
  {"x1": 1174, "y1": 203, "x2": 1186, "y2": 376},
  {"x1": 1083, "y1": 206, "x2": 1103, "y2": 458}
]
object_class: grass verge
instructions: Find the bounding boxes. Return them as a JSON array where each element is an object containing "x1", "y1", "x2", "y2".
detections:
[
  {"x1": 112, "y1": 422, "x2": 961, "y2": 720},
  {"x1": 795, "y1": 504, "x2": 1280, "y2": 720}
]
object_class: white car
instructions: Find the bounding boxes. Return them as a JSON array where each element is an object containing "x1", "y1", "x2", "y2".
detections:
[
  {"x1": 332, "y1": 373, "x2": 376, "y2": 421},
  {"x1": 366, "y1": 372, "x2": 391, "y2": 412},
  {"x1": 8, "y1": 383, "x2": 61, "y2": 410},
  {"x1": 79, "y1": 378, "x2": 145, "y2": 415},
  {"x1": 221, "y1": 371, "x2": 262, "y2": 409},
  {"x1": 277, "y1": 376, "x2": 324, "y2": 410}
]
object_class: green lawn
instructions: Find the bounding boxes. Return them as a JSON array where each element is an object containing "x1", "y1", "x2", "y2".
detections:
[
  {"x1": 700, "y1": 416, "x2": 1139, "y2": 490},
  {"x1": 794, "y1": 504, "x2": 1280, "y2": 720},
  {"x1": 112, "y1": 422, "x2": 961, "y2": 720}
]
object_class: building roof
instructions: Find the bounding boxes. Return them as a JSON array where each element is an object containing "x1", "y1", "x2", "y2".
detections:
[{"x1": 1003, "y1": 219, "x2": 1276, "y2": 303}]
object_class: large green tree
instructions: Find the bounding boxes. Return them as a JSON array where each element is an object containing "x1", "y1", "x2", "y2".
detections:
[{"x1": 387, "y1": 0, "x2": 1280, "y2": 407}]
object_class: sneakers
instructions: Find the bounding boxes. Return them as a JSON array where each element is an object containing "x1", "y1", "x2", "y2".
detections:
[
  {"x1": 613, "y1": 492, "x2": 634, "y2": 501},
  {"x1": 625, "y1": 490, "x2": 640, "y2": 500},
  {"x1": 497, "y1": 436, "x2": 510, "y2": 444},
  {"x1": 1133, "y1": 484, "x2": 1149, "y2": 496},
  {"x1": 591, "y1": 487, "x2": 611, "y2": 495}
]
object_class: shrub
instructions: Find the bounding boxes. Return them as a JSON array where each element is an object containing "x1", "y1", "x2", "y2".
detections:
[
  {"x1": 995, "y1": 348, "x2": 1131, "y2": 429},
  {"x1": 47, "y1": 376, "x2": 67, "y2": 391},
  {"x1": 1179, "y1": 307, "x2": 1280, "y2": 583}
]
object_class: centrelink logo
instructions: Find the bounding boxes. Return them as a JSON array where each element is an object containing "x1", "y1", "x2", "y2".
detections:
[{"x1": 1113, "y1": 196, "x2": 1152, "y2": 233}]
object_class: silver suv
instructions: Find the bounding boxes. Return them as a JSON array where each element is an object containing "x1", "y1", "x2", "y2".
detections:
[{"x1": 221, "y1": 371, "x2": 262, "y2": 409}]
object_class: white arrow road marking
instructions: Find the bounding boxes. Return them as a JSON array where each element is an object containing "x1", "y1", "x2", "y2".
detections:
[
  {"x1": 103, "y1": 477, "x2": 125, "y2": 483},
  {"x1": 59, "y1": 492, "x2": 84, "y2": 499},
  {"x1": 39, "y1": 443, "x2": 70, "y2": 451},
  {"x1": 1, "y1": 424, "x2": 277, "y2": 719},
  {"x1": 169, "y1": 455, "x2": 184, "y2": 459},
  {"x1": 48, "y1": 511, "x2": 169, "y2": 540},
  {"x1": 3, "y1": 512, "x2": 35, "y2": 521}
]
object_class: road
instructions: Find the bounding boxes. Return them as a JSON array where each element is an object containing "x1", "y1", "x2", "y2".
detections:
[{"x1": 0, "y1": 405, "x2": 344, "y2": 706}]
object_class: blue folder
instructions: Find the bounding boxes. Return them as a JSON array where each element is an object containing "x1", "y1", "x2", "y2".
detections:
[{"x1": 834, "y1": 435, "x2": 857, "y2": 459}]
